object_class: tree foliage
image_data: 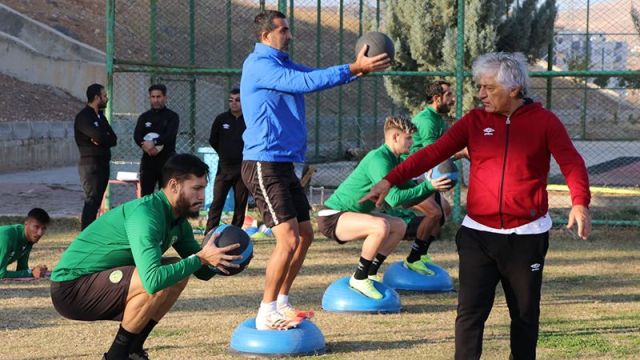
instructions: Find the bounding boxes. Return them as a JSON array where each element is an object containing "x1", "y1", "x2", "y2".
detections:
[{"x1": 384, "y1": 0, "x2": 557, "y2": 113}]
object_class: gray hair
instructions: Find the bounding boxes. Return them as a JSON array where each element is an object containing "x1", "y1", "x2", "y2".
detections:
[{"x1": 472, "y1": 52, "x2": 529, "y2": 97}]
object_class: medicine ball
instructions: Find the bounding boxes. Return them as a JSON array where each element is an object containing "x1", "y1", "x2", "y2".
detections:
[
  {"x1": 354, "y1": 31, "x2": 395, "y2": 60},
  {"x1": 202, "y1": 224, "x2": 253, "y2": 276},
  {"x1": 431, "y1": 158, "x2": 459, "y2": 187}
]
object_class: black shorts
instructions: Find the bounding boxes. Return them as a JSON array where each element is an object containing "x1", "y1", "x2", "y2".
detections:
[
  {"x1": 50, "y1": 266, "x2": 135, "y2": 322},
  {"x1": 317, "y1": 209, "x2": 347, "y2": 244},
  {"x1": 241, "y1": 160, "x2": 311, "y2": 228},
  {"x1": 404, "y1": 216, "x2": 426, "y2": 240}
]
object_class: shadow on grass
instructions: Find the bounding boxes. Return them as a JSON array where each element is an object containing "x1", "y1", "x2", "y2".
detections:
[
  {"x1": 549, "y1": 292, "x2": 640, "y2": 304},
  {"x1": 0, "y1": 303, "x2": 60, "y2": 330},
  {"x1": 327, "y1": 337, "x2": 442, "y2": 354},
  {"x1": 0, "y1": 283, "x2": 51, "y2": 300}
]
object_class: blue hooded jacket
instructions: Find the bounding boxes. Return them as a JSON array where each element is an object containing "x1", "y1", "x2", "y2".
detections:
[{"x1": 240, "y1": 43, "x2": 356, "y2": 162}]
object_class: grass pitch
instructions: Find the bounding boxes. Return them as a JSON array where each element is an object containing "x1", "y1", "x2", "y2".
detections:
[{"x1": 1, "y1": 218, "x2": 638, "y2": 359}]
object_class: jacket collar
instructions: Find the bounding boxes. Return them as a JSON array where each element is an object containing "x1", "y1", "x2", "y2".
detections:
[{"x1": 254, "y1": 42, "x2": 289, "y2": 61}]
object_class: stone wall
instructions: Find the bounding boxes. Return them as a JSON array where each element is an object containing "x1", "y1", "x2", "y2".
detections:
[{"x1": 0, "y1": 121, "x2": 78, "y2": 173}]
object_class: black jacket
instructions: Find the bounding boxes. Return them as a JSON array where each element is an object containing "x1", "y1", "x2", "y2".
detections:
[
  {"x1": 74, "y1": 106, "x2": 117, "y2": 159},
  {"x1": 133, "y1": 107, "x2": 180, "y2": 159},
  {"x1": 209, "y1": 111, "x2": 245, "y2": 165}
]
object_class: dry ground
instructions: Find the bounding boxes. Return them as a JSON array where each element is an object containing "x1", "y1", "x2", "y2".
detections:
[{"x1": 1, "y1": 219, "x2": 639, "y2": 360}]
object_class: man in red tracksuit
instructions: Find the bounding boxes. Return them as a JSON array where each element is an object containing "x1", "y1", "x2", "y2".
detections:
[{"x1": 361, "y1": 52, "x2": 591, "y2": 360}]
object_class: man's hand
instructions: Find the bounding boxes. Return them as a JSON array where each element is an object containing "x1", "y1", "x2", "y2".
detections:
[
  {"x1": 196, "y1": 236, "x2": 242, "y2": 275},
  {"x1": 142, "y1": 140, "x2": 159, "y2": 156},
  {"x1": 349, "y1": 44, "x2": 391, "y2": 77},
  {"x1": 359, "y1": 179, "x2": 392, "y2": 208},
  {"x1": 453, "y1": 147, "x2": 470, "y2": 160},
  {"x1": 32, "y1": 264, "x2": 48, "y2": 278},
  {"x1": 430, "y1": 176, "x2": 453, "y2": 192},
  {"x1": 567, "y1": 204, "x2": 591, "y2": 240}
]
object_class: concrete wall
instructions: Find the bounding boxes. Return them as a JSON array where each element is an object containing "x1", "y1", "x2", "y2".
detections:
[
  {"x1": 0, "y1": 121, "x2": 78, "y2": 173},
  {"x1": 0, "y1": 4, "x2": 106, "y2": 100},
  {"x1": 0, "y1": 4, "x2": 105, "y2": 62}
]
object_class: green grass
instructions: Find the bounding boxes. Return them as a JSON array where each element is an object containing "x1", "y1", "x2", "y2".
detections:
[{"x1": 0, "y1": 217, "x2": 638, "y2": 359}]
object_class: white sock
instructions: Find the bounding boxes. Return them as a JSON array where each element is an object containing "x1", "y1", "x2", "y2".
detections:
[
  {"x1": 277, "y1": 294, "x2": 289, "y2": 308},
  {"x1": 258, "y1": 301, "x2": 277, "y2": 317}
]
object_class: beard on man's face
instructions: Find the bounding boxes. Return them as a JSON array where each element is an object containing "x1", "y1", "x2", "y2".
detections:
[{"x1": 175, "y1": 192, "x2": 201, "y2": 219}]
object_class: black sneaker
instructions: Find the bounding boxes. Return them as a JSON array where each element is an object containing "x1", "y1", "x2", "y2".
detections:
[{"x1": 129, "y1": 350, "x2": 150, "y2": 360}]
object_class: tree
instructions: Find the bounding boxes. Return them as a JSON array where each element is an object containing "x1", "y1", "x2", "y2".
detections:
[
  {"x1": 384, "y1": 0, "x2": 557, "y2": 113},
  {"x1": 632, "y1": 6, "x2": 640, "y2": 36}
]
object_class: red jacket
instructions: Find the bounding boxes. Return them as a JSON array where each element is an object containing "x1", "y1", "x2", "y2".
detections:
[{"x1": 385, "y1": 101, "x2": 590, "y2": 229}]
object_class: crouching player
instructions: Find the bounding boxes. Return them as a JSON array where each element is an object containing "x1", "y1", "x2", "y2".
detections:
[
  {"x1": 317, "y1": 116, "x2": 451, "y2": 299},
  {"x1": 50, "y1": 154, "x2": 242, "y2": 360}
]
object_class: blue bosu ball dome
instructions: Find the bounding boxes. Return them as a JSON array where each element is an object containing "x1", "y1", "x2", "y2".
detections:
[
  {"x1": 382, "y1": 261, "x2": 454, "y2": 292},
  {"x1": 322, "y1": 276, "x2": 402, "y2": 313},
  {"x1": 230, "y1": 318, "x2": 326, "y2": 356}
]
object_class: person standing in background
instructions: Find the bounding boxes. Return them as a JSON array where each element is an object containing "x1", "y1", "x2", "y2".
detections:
[
  {"x1": 133, "y1": 84, "x2": 180, "y2": 196},
  {"x1": 205, "y1": 88, "x2": 249, "y2": 233},
  {"x1": 75, "y1": 83, "x2": 117, "y2": 229}
]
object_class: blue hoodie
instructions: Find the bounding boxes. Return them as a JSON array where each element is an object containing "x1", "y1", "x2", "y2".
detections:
[{"x1": 240, "y1": 43, "x2": 356, "y2": 163}]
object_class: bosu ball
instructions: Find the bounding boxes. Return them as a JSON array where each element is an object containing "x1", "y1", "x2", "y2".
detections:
[
  {"x1": 322, "y1": 276, "x2": 402, "y2": 313},
  {"x1": 382, "y1": 261, "x2": 454, "y2": 292},
  {"x1": 230, "y1": 318, "x2": 326, "y2": 356}
]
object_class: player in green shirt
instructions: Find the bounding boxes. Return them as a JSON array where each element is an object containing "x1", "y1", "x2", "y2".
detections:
[
  {"x1": 400, "y1": 80, "x2": 462, "y2": 271},
  {"x1": 51, "y1": 154, "x2": 242, "y2": 360},
  {"x1": 0, "y1": 208, "x2": 50, "y2": 279},
  {"x1": 318, "y1": 116, "x2": 452, "y2": 299}
]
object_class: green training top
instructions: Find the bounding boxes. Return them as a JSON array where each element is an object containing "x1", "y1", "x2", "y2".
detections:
[
  {"x1": 325, "y1": 144, "x2": 435, "y2": 213},
  {"x1": 0, "y1": 224, "x2": 33, "y2": 279},
  {"x1": 410, "y1": 106, "x2": 447, "y2": 154},
  {"x1": 52, "y1": 191, "x2": 209, "y2": 294}
]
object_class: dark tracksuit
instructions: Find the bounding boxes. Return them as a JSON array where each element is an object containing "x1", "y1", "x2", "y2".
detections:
[
  {"x1": 74, "y1": 105, "x2": 117, "y2": 230},
  {"x1": 133, "y1": 107, "x2": 179, "y2": 196},
  {"x1": 205, "y1": 111, "x2": 249, "y2": 232}
]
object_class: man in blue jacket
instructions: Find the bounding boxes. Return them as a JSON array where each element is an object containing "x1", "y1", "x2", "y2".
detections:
[{"x1": 240, "y1": 10, "x2": 390, "y2": 330}]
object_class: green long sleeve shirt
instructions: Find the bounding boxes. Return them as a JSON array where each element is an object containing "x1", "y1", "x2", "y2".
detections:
[
  {"x1": 52, "y1": 192, "x2": 212, "y2": 294},
  {"x1": 0, "y1": 224, "x2": 33, "y2": 279},
  {"x1": 410, "y1": 106, "x2": 447, "y2": 154},
  {"x1": 325, "y1": 144, "x2": 435, "y2": 213}
]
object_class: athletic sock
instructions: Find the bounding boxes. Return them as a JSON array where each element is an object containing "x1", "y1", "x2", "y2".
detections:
[
  {"x1": 368, "y1": 253, "x2": 387, "y2": 276},
  {"x1": 129, "y1": 319, "x2": 158, "y2": 355},
  {"x1": 258, "y1": 301, "x2": 277, "y2": 316},
  {"x1": 354, "y1": 256, "x2": 372, "y2": 280},
  {"x1": 407, "y1": 237, "x2": 434, "y2": 263},
  {"x1": 276, "y1": 294, "x2": 290, "y2": 308},
  {"x1": 106, "y1": 325, "x2": 137, "y2": 360}
]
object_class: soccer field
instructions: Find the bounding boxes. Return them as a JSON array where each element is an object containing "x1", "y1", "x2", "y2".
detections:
[{"x1": 1, "y1": 219, "x2": 639, "y2": 359}]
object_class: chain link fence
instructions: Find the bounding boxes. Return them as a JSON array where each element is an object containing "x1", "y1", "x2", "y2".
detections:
[{"x1": 106, "y1": 0, "x2": 640, "y2": 225}]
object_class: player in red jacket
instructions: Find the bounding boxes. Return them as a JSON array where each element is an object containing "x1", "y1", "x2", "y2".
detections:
[{"x1": 361, "y1": 52, "x2": 591, "y2": 360}]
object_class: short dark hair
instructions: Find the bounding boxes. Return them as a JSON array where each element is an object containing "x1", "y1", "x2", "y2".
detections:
[
  {"x1": 254, "y1": 10, "x2": 286, "y2": 41},
  {"x1": 161, "y1": 154, "x2": 209, "y2": 187},
  {"x1": 86, "y1": 83, "x2": 104, "y2": 103},
  {"x1": 148, "y1": 84, "x2": 167, "y2": 95},
  {"x1": 229, "y1": 88, "x2": 240, "y2": 95},
  {"x1": 27, "y1": 208, "x2": 50, "y2": 224},
  {"x1": 425, "y1": 80, "x2": 451, "y2": 103}
]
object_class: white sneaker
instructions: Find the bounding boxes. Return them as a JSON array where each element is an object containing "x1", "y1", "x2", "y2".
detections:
[
  {"x1": 255, "y1": 310, "x2": 301, "y2": 330},
  {"x1": 278, "y1": 302, "x2": 315, "y2": 320}
]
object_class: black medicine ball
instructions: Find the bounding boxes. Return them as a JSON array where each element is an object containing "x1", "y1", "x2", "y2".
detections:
[
  {"x1": 202, "y1": 224, "x2": 253, "y2": 276},
  {"x1": 354, "y1": 31, "x2": 395, "y2": 59}
]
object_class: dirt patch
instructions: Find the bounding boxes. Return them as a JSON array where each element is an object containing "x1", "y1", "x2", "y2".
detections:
[
  {"x1": 0, "y1": 73, "x2": 84, "y2": 122},
  {"x1": 2, "y1": 0, "x2": 105, "y2": 49}
]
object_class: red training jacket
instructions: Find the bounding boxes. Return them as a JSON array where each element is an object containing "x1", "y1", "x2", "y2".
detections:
[{"x1": 385, "y1": 101, "x2": 591, "y2": 229}]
